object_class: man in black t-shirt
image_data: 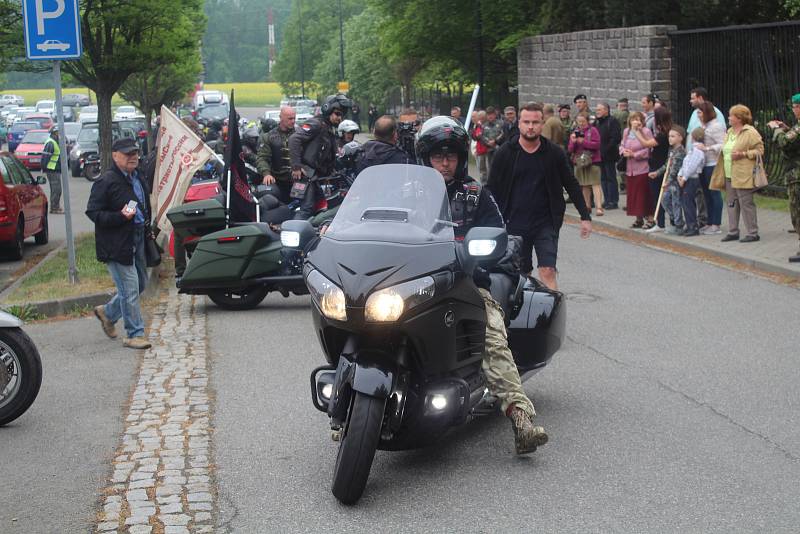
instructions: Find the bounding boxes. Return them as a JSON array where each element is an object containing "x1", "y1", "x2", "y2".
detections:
[{"x1": 488, "y1": 102, "x2": 592, "y2": 289}]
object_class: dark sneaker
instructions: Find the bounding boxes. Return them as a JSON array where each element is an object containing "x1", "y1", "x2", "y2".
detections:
[
  {"x1": 721, "y1": 234, "x2": 740, "y2": 242},
  {"x1": 508, "y1": 406, "x2": 548, "y2": 455},
  {"x1": 122, "y1": 337, "x2": 152, "y2": 349},
  {"x1": 94, "y1": 305, "x2": 117, "y2": 339}
]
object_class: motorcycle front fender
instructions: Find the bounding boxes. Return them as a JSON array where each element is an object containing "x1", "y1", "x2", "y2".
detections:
[
  {"x1": 0, "y1": 310, "x2": 24, "y2": 327},
  {"x1": 327, "y1": 355, "x2": 394, "y2": 421}
]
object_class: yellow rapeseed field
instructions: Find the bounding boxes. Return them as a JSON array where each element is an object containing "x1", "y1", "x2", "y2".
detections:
[{"x1": 0, "y1": 82, "x2": 284, "y2": 108}]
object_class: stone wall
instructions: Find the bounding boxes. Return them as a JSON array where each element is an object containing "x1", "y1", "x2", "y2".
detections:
[{"x1": 517, "y1": 25, "x2": 677, "y2": 112}]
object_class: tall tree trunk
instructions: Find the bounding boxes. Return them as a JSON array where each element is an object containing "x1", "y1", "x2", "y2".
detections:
[{"x1": 96, "y1": 88, "x2": 114, "y2": 170}]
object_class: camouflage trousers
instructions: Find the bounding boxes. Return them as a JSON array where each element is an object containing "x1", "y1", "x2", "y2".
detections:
[
  {"x1": 788, "y1": 177, "x2": 800, "y2": 250},
  {"x1": 478, "y1": 288, "x2": 536, "y2": 418}
]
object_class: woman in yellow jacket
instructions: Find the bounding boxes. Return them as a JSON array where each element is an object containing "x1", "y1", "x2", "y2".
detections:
[{"x1": 711, "y1": 105, "x2": 764, "y2": 242}]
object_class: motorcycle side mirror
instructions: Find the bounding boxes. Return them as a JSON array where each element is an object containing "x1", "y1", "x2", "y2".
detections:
[
  {"x1": 281, "y1": 219, "x2": 315, "y2": 249},
  {"x1": 461, "y1": 227, "x2": 508, "y2": 274}
]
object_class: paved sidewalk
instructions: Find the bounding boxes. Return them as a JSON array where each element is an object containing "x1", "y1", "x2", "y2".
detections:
[{"x1": 565, "y1": 192, "x2": 800, "y2": 280}]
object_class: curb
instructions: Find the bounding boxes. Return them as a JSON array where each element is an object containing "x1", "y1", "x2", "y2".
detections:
[
  {"x1": 0, "y1": 243, "x2": 66, "y2": 302},
  {"x1": 565, "y1": 214, "x2": 800, "y2": 282}
]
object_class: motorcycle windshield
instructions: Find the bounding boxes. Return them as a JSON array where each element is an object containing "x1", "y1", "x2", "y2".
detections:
[{"x1": 325, "y1": 164, "x2": 454, "y2": 244}]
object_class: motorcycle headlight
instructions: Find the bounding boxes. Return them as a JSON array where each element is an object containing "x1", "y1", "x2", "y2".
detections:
[
  {"x1": 365, "y1": 276, "x2": 435, "y2": 323},
  {"x1": 307, "y1": 269, "x2": 347, "y2": 321}
]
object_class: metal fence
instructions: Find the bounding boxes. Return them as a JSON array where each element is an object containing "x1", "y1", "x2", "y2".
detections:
[
  {"x1": 670, "y1": 22, "x2": 800, "y2": 190},
  {"x1": 383, "y1": 85, "x2": 518, "y2": 121}
]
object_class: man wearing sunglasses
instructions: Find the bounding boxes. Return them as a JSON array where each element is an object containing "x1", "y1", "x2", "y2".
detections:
[{"x1": 289, "y1": 93, "x2": 351, "y2": 219}]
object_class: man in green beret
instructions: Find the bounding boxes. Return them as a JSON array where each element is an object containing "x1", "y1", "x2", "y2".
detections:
[{"x1": 768, "y1": 93, "x2": 800, "y2": 263}]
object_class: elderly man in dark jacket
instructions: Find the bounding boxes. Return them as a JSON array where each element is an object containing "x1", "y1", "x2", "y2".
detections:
[
  {"x1": 87, "y1": 138, "x2": 152, "y2": 350},
  {"x1": 356, "y1": 115, "x2": 412, "y2": 173},
  {"x1": 595, "y1": 102, "x2": 622, "y2": 209},
  {"x1": 488, "y1": 102, "x2": 592, "y2": 290}
]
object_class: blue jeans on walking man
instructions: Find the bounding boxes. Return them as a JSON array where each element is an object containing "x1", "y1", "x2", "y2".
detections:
[{"x1": 104, "y1": 226, "x2": 147, "y2": 338}]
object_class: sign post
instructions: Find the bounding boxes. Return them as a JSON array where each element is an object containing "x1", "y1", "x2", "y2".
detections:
[{"x1": 22, "y1": 0, "x2": 83, "y2": 284}]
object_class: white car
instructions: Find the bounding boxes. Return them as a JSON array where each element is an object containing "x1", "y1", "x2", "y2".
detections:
[
  {"x1": 0, "y1": 94, "x2": 24, "y2": 107},
  {"x1": 36, "y1": 40, "x2": 69, "y2": 52},
  {"x1": 263, "y1": 110, "x2": 281, "y2": 121},
  {"x1": 11, "y1": 107, "x2": 36, "y2": 124},
  {"x1": 192, "y1": 90, "x2": 228, "y2": 111},
  {"x1": 113, "y1": 105, "x2": 142, "y2": 121},
  {"x1": 35, "y1": 100, "x2": 55, "y2": 116},
  {"x1": 79, "y1": 105, "x2": 98, "y2": 123}
]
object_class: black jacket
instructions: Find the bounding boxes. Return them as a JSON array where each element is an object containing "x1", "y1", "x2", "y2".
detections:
[
  {"x1": 86, "y1": 164, "x2": 152, "y2": 265},
  {"x1": 356, "y1": 139, "x2": 412, "y2": 173},
  {"x1": 289, "y1": 116, "x2": 337, "y2": 178},
  {"x1": 596, "y1": 114, "x2": 622, "y2": 163},
  {"x1": 487, "y1": 135, "x2": 591, "y2": 230},
  {"x1": 499, "y1": 120, "x2": 519, "y2": 146}
]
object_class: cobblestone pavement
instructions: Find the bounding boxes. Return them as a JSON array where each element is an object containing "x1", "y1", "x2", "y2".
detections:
[{"x1": 95, "y1": 286, "x2": 215, "y2": 534}]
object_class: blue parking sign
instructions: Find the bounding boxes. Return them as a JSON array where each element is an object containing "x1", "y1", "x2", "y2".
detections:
[{"x1": 23, "y1": 0, "x2": 83, "y2": 60}]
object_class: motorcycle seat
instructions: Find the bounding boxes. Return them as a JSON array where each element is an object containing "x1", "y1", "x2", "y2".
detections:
[{"x1": 230, "y1": 221, "x2": 280, "y2": 241}]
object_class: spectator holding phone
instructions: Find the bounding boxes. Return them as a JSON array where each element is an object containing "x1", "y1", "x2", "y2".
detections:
[{"x1": 86, "y1": 138, "x2": 153, "y2": 350}]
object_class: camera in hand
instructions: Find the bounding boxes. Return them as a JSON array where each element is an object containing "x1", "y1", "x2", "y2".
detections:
[{"x1": 573, "y1": 129, "x2": 584, "y2": 137}]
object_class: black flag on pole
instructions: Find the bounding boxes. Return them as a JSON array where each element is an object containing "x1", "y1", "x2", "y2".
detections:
[{"x1": 223, "y1": 90, "x2": 256, "y2": 222}]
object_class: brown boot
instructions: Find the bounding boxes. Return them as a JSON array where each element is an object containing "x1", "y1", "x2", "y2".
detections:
[
  {"x1": 507, "y1": 406, "x2": 548, "y2": 455},
  {"x1": 122, "y1": 337, "x2": 152, "y2": 349},
  {"x1": 94, "y1": 305, "x2": 117, "y2": 339}
]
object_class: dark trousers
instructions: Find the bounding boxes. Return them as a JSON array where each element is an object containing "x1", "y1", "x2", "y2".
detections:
[
  {"x1": 681, "y1": 178, "x2": 700, "y2": 231},
  {"x1": 600, "y1": 160, "x2": 619, "y2": 205},
  {"x1": 46, "y1": 171, "x2": 62, "y2": 210},
  {"x1": 648, "y1": 175, "x2": 665, "y2": 227},
  {"x1": 294, "y1": 182, "x2": 320, "y2": 220},
  {"x1": 700, "y1": 165, "x2": 723, "y2": 226}
]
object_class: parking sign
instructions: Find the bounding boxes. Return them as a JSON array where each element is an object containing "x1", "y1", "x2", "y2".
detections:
[{"x1": 22, "y1": 0, "x2": 83, "y2": 60}]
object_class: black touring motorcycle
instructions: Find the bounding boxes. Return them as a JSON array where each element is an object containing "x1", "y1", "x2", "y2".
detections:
[{"x1": 283, "y1": 165, "x2": 565, "y2": 504}]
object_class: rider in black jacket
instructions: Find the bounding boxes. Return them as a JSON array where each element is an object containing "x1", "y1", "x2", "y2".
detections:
[
  {"x1": 416, "y1": 116, "x2": 548, "y2": 455},
  {"x1": 356, "y1": 115, "x2": 413, "y2": 173},
  {"x1": 289, "y1": 94, "x2": 351, "y2": 219}
]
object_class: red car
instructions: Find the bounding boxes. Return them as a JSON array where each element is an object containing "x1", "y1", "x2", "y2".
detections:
[
  {"x1": 22, "y1": 114, "x2": 54, "y2": 131},
  {"x1": 0, "y1": 153, "x2": 49, "y2": 260},
  {"x1": 14, "y1": 129, "x2": 50, "y2": 170}
]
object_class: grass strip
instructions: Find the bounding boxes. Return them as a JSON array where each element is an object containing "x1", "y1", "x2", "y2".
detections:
[{"x1": 5, "y1": 233, "x2": 115, "y2": 304}]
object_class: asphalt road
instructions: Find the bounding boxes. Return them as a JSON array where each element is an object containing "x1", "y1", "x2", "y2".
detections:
[
  {"x1": 0, "y1": 316, "x2": 137, "y2": 532},
  {"x1": 209, "y1": 224, "x2": 800, "y2": 533}
]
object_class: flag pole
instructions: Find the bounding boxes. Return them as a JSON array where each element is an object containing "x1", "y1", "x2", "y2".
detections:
[{"x1": 225, "y1": 168, "x2": 232, "y2": 228}]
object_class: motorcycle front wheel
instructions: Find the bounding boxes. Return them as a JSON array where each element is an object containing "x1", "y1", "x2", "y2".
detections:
[
  {"x1": 0, "y1": 327, "x2": 43, "y2": 426},
  {"x1": 331, "y1": 392, "x2": 385, "y2": 505},
  {"x1": 207, "y1": 286, "x2": 269, "y2": 310}
]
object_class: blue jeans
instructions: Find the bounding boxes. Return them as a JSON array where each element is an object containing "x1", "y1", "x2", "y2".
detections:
[
  {"x1": 681, "y1": 179, "x2": 701, "y2": 231},
  {"x1": 600, "y1": 159, "x2": 619, "y2": 205},
  {"x1": 104, "y1": 227, "x2": 147, "y2": 338},
  {"x1": 700, "y1": 165, "x2": 723, "y2": 226}
]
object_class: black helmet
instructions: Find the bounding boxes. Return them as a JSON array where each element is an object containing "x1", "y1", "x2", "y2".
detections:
[
  {"x1": 49, "y1": 125, "x2": 59, "y2": 134},
  {"x1": 260, "y1": 117, "x2": 278, "y2": 133},
  {"x1": 242, "y1": 126, "x2": 260, "y2": 151},
  {"x1": 415, "y1": 116, "x2": 469, "y2": 179},
  {"x1": 320, "y1": 94, "x2": 352, "y2": 117}
]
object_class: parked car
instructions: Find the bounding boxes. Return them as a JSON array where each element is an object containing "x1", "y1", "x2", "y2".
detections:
[
  {"x1": 11, "y1": 107, "x2": 36, "y2": 124},
  {"x1": 0, "y1": 153, "x2": 48, "y2": 259},
  {"x1": 195, "y1": 104, "x2": 229, "y2": 124},
  {"x1": 62, "y1": 121, "x2": 81, "y2": 151},
  {"x1": 113, "y1": 105, "x2": 143, "y2": 121},
  {"x1": 14, "y1": 130, "x2": 50, "y2": 170},
  {"x1": 62, "y1": 93, "x2": 91, "y2": 107},
  {"x1": 0, "y1": 95, "x2": 24, "y2": 107},
  {"x1": 35, "y1": 100, "x2": 55, "y2": 117},
  {"x1": 68, "y1": 121, "x2": 136, "y2": 177},
  {"x1": 294, "y1": 106, "x2": 314, "y2": 126},
  {"x1": 263, "y1": 110, "x2": 281, "y2": 122},
  {"x1": 117, "y1": 118, "x2": 149, "y2": 153},
  {"x1": 78, "y1": 105, "x2": 98, "y2": 123},
  {"x1": 21, "y1": 114, "x2": 54, "y2": 130},
  {"x1": 7, "y1": 122, "x2": 40, "y2": 152}
]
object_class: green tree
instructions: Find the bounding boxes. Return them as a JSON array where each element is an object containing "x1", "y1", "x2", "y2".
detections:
[
  {"x1": 118, "y1": 50, "x2": 203, "y2": 142},
  {"x1": 62, "y1": 0, "x2": 204, "y2": 168},
  {"x1": 312, "y1": 7, "x2": 396, "y2": 108}
]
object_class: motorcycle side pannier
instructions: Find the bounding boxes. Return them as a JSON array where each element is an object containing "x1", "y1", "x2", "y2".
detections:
[
  {"x1": 166, "y1": 198, "x2": 226, "y2": 236},
  {"x1": 507, "y1": 280, "x2": 566, "y2": 376}
]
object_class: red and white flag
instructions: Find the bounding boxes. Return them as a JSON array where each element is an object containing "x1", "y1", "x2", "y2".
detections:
[{"x1": 154, "y1": 105, "x2": 216, "y2": 232}]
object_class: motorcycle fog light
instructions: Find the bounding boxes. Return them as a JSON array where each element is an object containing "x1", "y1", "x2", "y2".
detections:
[
  {"x1": 280, "y1": 230, "x2": 300, "y2": 248},
  {"x1": 321, "y1": 383, "x2": 333, "y2": 400},
  {"x1": 468, "y1": 239, "x2": 497, "y2": 257},
  {"x1": 431, "y1": 394, "x2": 447, "y2": 410},
  {"x1": 365, "y1": 291, "x2": 404, "y2": 322}
]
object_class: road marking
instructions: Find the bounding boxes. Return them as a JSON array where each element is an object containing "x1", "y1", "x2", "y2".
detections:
[{"x1": 95, "y1": 286, "x2": 215, "y2": 533}]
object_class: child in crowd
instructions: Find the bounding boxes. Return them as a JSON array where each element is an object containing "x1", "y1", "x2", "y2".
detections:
[
  {"x1": 652, "y1": 125, "x2": 687, "y2": 235},
  {"x1": 678, "y1": 128, "x2": 707, "y2": 236}
]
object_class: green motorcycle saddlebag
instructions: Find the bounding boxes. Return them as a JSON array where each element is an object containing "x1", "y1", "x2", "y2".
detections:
[
  {"x1": 180, "y1": 224, "x2": 280, "y2": 287},
  {"x1": 166, "y1": 199, "x2": 226, "y2": 235}
]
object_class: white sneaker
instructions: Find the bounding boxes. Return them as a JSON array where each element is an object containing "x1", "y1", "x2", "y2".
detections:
[
  {"x1": 701, "y1": 225, "x2": 722, "y2": 235},
  {"x1": 645, "y1": 225, "x2": 663, "y2": 233}
]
